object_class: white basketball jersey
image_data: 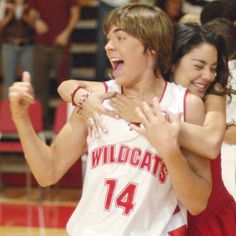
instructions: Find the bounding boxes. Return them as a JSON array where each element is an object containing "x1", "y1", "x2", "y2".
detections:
[{"x1": 67, "y1": 80, "x2": 188, "y2": 236}]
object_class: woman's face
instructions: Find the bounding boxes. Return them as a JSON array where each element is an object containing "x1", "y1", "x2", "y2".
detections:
[{"x1": 172, "y1": 43, "x2": 218, "y2": 98}]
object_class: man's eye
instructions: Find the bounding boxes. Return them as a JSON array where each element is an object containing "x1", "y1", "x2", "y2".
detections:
[{"x1": 117, "y1": 36, "x2": 125, "y2": 41}]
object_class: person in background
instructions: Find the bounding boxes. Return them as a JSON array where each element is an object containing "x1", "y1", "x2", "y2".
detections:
[
  {"x1": 28, "y1": 0, "x2": 79, "y2": 128},
  {"x1": 9, "y1": 4, "x2": 211, "y2": 235},
  {"x1": 58, "y1": 22, "x2": 236, "y2": 235},
  {"x1": 205, "y1": 17, "x2": 236, "y2": 200},
  {"x1": 155, "y1": 0, "x2": 184, "y2": 23},
  {"x1": 178, "y1": 13, "x2": 200, "y2": 24},
  {"x1": 200, "y1": 0, "x2": 236, "y2": 25},
  {"x1": 0, "y1": 0, "x2": 34, "y2": 99},
  {"x1": 222, "y1": 0, "x2": 236, "y2": 26}
]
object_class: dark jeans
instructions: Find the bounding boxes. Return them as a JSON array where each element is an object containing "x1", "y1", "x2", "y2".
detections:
[{"x1": 32, "y1": 44, "x2": 64, "y2": 127}]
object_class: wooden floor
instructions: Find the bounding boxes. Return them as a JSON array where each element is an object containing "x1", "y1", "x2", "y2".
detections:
[{"x1": 0, "y1": 185, "x2": 81, "y2": 236}]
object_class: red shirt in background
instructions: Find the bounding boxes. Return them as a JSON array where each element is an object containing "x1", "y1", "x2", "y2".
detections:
[{"x1": 28, "y1": 0, "x2": 78, "y2": 45}]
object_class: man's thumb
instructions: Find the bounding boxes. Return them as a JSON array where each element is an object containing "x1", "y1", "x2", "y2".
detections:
[{"x1": 22, "y1": 71, "x2": 31, "y2": 83}]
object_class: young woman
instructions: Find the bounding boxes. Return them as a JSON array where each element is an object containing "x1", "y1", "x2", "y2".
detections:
[
  {"x1": 9, "y1": 4, "x2": 210, "y2": 236},
  {"x1": 58, "y1": 23, "x2": 236, "y2": 235},
  {"x1": 205, "y1": 17, "x2": 236, "y2": 200}
]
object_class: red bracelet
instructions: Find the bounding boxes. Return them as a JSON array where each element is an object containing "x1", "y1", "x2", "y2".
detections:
[
  {"x1": 76, "y1": 90, "x2": 93, "y2": 114},
  {"x1": 71, "y1": 84, "x2": 85, "y2": 106}
]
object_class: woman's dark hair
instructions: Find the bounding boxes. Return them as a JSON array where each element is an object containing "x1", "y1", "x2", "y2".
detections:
[{"x1": 170, "y1": 23, "x2": 229, "y2": 98}]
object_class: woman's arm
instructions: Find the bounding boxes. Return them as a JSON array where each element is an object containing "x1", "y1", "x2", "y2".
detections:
[
  {"x1": 224, "y1": 125, "x2": 236, "y2": 144},
  {"x1": 131, "y1": 95, "x2": 211, "y2": 215},
  {"x1": 58, "y1": 80, "x2": 105, "y2": 103},
  {"x1": 9, "y1": 73, "x2": 88, "y2": 187},
  {"x1": 179, "y1": 94, "x2": 226, "y2": 159},
  {"x1": 58, "y1": 80, "x2": 226, "y2": 159},
  {"x1": 58, "y1": 80, "x2": 119, "y2": 137}
]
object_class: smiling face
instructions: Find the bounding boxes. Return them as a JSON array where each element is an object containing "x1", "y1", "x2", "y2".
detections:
[
  {"x1": 172, "y1": 43, "x2": 217, "y2": 98},
  {"x1": 105, "y1": 26, "x2": 155, "y2": 87}
]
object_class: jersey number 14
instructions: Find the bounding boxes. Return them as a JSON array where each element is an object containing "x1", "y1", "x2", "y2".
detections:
[{"x1": 104, "y1": 179, "x2": 137, "y2": 216}]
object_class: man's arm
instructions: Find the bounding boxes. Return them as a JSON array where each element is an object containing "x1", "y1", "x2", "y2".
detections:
[{"x1": 9, "y1": 72, "x2": 88, "y2": 187}]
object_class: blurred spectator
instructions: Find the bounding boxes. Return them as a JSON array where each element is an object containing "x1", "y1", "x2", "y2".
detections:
[
  {"x1": 0, "y1": 0, "x2": 6, "y2": 20},
  {"x1": 179, "y1": 13, "x2": 200, "y2": 24},
  {"x1": 28, "y1": 0, "x2": 79, "y2": 128},
  {"x1": 200, "y1": 0, "x2": 236, "y2": 25},
  {"x1": 0, "y1": 0, "x2": 34, "y2": 99},
  {"x1": 200, "y1": 0, "x2": 224, "y2": 24},
  {"x1": 155, "y1": 0, "x2": 184, "y2": 23},
  {"x1": 185, "y1": 0, "x2": 208, "y2": 7},
  {"x1": 222, "y1": 0, "x2": 236, "y2": 26},
  {"x1": 0, "y1": 0, "x2": 6, "y2": 97},
  {"x1": 205, "y1": 17, "x2": 236, "y2": 200}
]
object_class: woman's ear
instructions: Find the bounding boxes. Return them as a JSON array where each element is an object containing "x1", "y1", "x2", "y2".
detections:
[
  {"x1": 171, "y1": 64, "x2": 176, "y2": 73},
  {"x1": 151, "y1": 50, "x2": 156, "y2": 56}
]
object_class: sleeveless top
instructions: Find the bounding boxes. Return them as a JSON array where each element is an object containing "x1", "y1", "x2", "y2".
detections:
[
  {"x1": 67, "y1": 80, "x2": 188, "y2": 236},
  {"x1": 187, "y1": 153, "x2": 236, "y2": 236}
]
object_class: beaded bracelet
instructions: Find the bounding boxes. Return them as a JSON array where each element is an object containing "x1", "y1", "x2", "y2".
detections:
[
  {"x1": 71, "y1": 84, "x2": 85, "y2": 106},
  {"x1": 76, "y1": 89, "x2": 93, "y2": 114}
]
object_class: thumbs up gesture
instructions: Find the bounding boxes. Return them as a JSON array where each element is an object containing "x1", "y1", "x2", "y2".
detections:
[{"x1": 9, "y1": 71, "x2": 35, "y2": 119}]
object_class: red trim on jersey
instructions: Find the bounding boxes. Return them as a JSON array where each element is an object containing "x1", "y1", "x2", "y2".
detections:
[
  {"x1": 159, "y1": 80, "x2": 168, "y2": 103},
  {"x1": 183, "y1": 89, "x2": 188, "y2": 122},
  {"x1": 168, "y1": 225, "x2": 187, "y2": 236},
  {"x1": 130, "y1": 122, "x2": 141, "y2": 128},
  {"x1": 173, "y1": 206, "x2": 180, "y2": 215},
  {"x1": 103, "y1": 82, "x2": 108, "y2": 92}
]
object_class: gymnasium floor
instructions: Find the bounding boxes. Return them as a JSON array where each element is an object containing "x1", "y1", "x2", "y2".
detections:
[{"x1": 0, "y1": 186, "x2": 81, "y2": 236}]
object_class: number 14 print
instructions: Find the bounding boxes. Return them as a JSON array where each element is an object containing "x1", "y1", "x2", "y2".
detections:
[{"x1": 104, "y1": 179, "x2": 137, "y2": 216}]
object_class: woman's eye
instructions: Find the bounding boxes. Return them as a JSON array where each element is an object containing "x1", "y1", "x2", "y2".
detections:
[
  {"x1": 194, "y1": 65, "x2": 202, "y2": 70},
  {"x1": 210, "y1": 68, "x2": 217, "y2": 74}
]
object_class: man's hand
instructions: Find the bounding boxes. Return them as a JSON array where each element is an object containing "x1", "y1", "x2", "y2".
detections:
[
  {"x1": 9, "y1": 71, "x2": 35, "y2": 119},
  {"x1": 34, "y1": 19, "x2": 49, "y2": 34}
]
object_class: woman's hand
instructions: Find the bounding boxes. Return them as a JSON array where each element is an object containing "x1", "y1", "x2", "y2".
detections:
[
  {"x1": 109, "y1": 94, "x2": 144, "y2": 123},
  {"x1": 130, "y1": 97, "x2": 181, "y2": 159},
  {"x1": 86, "y1": 93, "x2": 144, "y2": 137},
  {"x1": 78, "y1": 91, "x2": 118, "y2": 138}
]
